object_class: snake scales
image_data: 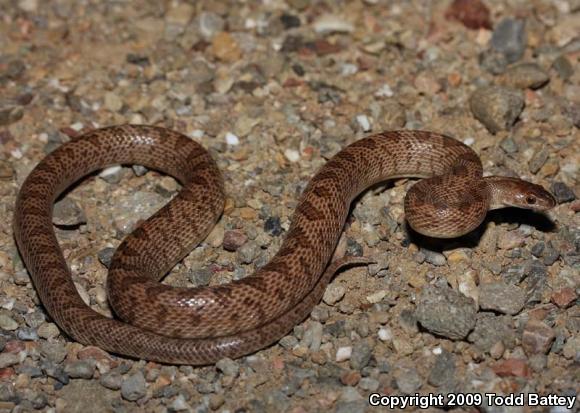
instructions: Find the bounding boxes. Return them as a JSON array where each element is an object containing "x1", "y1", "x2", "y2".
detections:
[{"x1": 13, "y1": 125, "x2": 556, "y2": 364}]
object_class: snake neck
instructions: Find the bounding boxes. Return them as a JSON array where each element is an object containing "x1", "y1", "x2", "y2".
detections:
[{"x1": 483, "y1": 176, "x2": 556, "y2": 211}]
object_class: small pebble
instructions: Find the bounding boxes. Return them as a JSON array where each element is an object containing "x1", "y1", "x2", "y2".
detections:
[
  {"x1": 322, "y1": 284, "x2": 346, "y2": 305},
  {"x1": 52, "y1": 198, "x2": 86, "y2": 226},
  {"x1": 100, "y1": 371, "x2": 122, "y2": 390},
  {"x1": 225, "y1": 132, "x2": 240, "y2": 146},
  {"x1": 0, "y1": 353, "x2": 21, "y2": 369},
  {"x1": 492, "y1": 358, "x2": 530, "y2": 377},
  {"x1": 0, "y1": 315, "x2": 18, "y2": 331},
  {"x1": 551, "y1": 182, "x2": 576, "y2": 203},
  {"x1": 188, "y1": 268, "x2": 212, "y2": 286},
  {"x1": 222, "y1": 230, "x2": 247, "y2": 251},
  {"x1": 355, "y1": 115, "x2": 371, "y2": 132},
  {"x1": 427, "y1": 350, "x2": 456, "y2": 387},
  {"x1": 522, "y1": 319, "x2": 555, "y2": 355},
  {"x1": 479, "y1": 282, "x2": 526, "y2": 315},
  {"x1": 170, "y1": 395, "x2": 190, "y2": 411},
  {"x1": 64, "y1": 360, "x2": 95, "y2": 379},
  {"x1": 421, "y1": 248, "x2": 446, "y2": 266},
  {"x1": 284, "y1": 148, "x2": 300, "y2": 163},
  {"x1": 349, "y1": 341, "x2": 372, "y2": 370},
  {"x1": 491, "y1": 18, "x2": 527, "y2": 64},
  {"x1": 313, "y1": 15, "x2": 354, "y2": 34},
  {"x1": 415, "y1": 285, "x2": 476, "y2": 340},
  {"x1": 216, "y1": 358, "x2": 239, "y2": 377},
  {"x1": 501, "y1": 63, "x2": 549, "y2": 89},
  {"x1": 336, "y1": 346, "x2": 352, "y2": 362},
  {"x1": 121, "y1": 371, "x2": 147, "y2": 401},
  {"x1": 378, "y1": 327, "x2": 393, "y2": 342},
  {"x1": 395, "y1": 367, "x2": 423, "y2": 394},
  {"x1": 470, "y1": 86, "x2": 525, "y2": 133}
]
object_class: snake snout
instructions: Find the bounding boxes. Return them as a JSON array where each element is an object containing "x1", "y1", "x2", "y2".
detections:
[{"x1": 510, "y1": 184, "x2": 557, "y2": 212}]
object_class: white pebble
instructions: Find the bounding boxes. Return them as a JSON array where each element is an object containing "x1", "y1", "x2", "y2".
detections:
[
  {"x1": 366, "y1": 290, "x2": 387, "y2": 304},
  {"x1": 70, "y1": 122, "x2": 85, "y2": 131},
  {"x1": 284, "y1": 148, "x2": 300, "y2": 163},
  {"x1": 341, "y1": 63, "x2": 358, "y2": 76},
  {"x1": 356, "y1": 115, "x2": 371, "y2": 132},
  {"x1": 129, "y1": 114, "x2": 144, "y2": 124},
  {"x1": 191, "y1": 129, "x2": 204, "y2": 139},
  {"x1": 432, "y1": 347, "x2": 443, "y2": 355},
  {"x1": 10, "y1": 149, "x2": 22, "y2": 159},
  {"x1": 463, "y1": 137, "x2": 475, "y2": 146},
  {"x1": 225, "y1": 132, "x2": 239, "y2": 146},
  {"x1": 0, "y1": 297, "x2": 14, "y2": 310},
  {"x1": 378, "y1": 327, "x2": 393, "y2": 342},
  {"x1": 314, "y1": 15, "x2": 354, "y2": 34},
  {"x1": 375, "y1": 83, "x2": 394, "y2": 97},
  {"x1": 99, "y1": 166, "x2": 122, "y2": 178},
  {"x1": 335, "y1": 346, "x2": 352, "y2": 362}
]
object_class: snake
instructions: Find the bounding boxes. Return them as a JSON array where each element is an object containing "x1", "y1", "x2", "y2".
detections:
[{"x1": 13, "y1": 125, "x2": 556, "y2": 365}]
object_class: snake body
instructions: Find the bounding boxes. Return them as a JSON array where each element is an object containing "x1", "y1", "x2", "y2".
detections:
[{"x1": 13, "y1": 125, "x2": 555, "y2": 364}]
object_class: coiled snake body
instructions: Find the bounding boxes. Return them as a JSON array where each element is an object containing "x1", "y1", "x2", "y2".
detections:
[{"x1": 14, "y1": 125, "x2": 555, "y2": 364}]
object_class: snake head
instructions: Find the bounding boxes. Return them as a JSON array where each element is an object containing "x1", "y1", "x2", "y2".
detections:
[{"x1": 486, "y1": 177, "x2": 557, "y2": 211}]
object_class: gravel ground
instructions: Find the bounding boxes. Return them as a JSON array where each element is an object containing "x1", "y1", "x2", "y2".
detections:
[{"x1": 0, "y1": 0, "x2": 579, "y2": 412}]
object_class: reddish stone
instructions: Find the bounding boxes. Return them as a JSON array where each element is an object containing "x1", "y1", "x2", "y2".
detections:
[
  {"x1": 445, "y1": 0, "x2": 492, "y2": 30},
  {"x1": 283, "y1": 78, "x2": 304, "y2": 88},
  {"x1": 0, "y1": 368, "x2": 15, "y2": 379},
  {"x1": 522, "y1": 319, "x2": 555, "y2": 355},
  {"x1": 527, "y1": 307, "x2": 550, "y2": 321},
  {"x1": 492, "y1": 359, "x2": 531, "y2": 377},
  {"x1": 551, "y1": 287, "x2": 577, "y2": 308},
  {"x1": 222, "y1": 230, "x2": 248, "y2": 252},
  {"x1": 4, "y1": 340, "x2": 25, "y2": 354},
  {"x1": 302, "y1": 39, "x2": 341, "y2": 56},
  {"x1": 272, "y1": 356, "x2": 285, "y2": 370},
  {"x1": 340, "y1": 370, "x2": 361, "y2": 386},
  {"x1": 77, "y1": 346, "x2": 113, "y2": 362},
  {"x1": 59, "y1": 126, "x2": 81, "y2": 138}
]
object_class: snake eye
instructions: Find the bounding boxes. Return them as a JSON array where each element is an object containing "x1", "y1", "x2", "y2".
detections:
[{"x1": 526, "y1": 196, "x2": 536, "y2": 205}]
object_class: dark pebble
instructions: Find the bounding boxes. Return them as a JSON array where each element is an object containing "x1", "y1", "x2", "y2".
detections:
[
  {"x1": 292, "y1": 63, "x2": 305, "y2": 76},
  {"x1": 132, "y1": 165, "x2": 149, "y2": 176},
  {"x1": 97, "y1": 247, "x2": 115, "y2": 268},
  {"x1": 502, "y1": 263, "x2": 527, "y2": 284},
  {"x1": 324, "y1": 320, "x2": 346, "y2": 337},
  {"x1": 551, "y1": 182, "x2": 576, "y2": 203},
  {"x1": 26, "y1": 391, "x2": 48, "y2": 410},
  {"x1": 468, "y1": 313, "x2": 517, "y2": 352},
  {"x1": 0, "y1": 59, "x2": 26, "y2": 81},
  {"x1": 16, "y1": 328, "x2": 38, "y2": 341},
  {"x1": 126, "y1": 54, "x2": 150, "y2": 66},
  {"x1": 415, "y1": 285, "x2": 476, "y2": 340},
  {"x1": 280, "y1": 14, "x2": 301, "y2": 29},
  {"x1": 428, "y1": 349, "x2": 456, "y2": 387},
  {"x1": 41, "y1": 362, "x2": 69, "y2": 385},
  {"x1": 491, "y1": 18, "x2": 527, "y2": 64},
  {"x1": 479, "y1": 49, "x2": 508, "y2": 75},
  {"x1": 552, "y1": 55, "x2": 574, "y2": 80},
  {"x1": 531, "y1": 241, "x2": 545, "y2": 257},
  {"x1": 264, "y1": 216, "x2": 283, "y2": 236},
  {"x1": 64, "y1": 360, "x2": 96, "y2": 379},
  {"x1": 17, "y1": 365, "x2": 43, "y2": 378},
  {"x1": 188, "y1": 268, "x2": 212, "y2": 286},
  {"x1": 350, "y1": 341, "x2": 372, "y2": 370},
  {"x1": 346, "y1": 238, "x2": 364, "y2": 257},
  {"x1": 500, "y1": 136, "x2": 519, "y2": 153}
]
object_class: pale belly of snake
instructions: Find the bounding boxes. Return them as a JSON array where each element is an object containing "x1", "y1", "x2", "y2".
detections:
[{"x1": 13, "y1": 125, "x2": 556, "y2": 364}]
